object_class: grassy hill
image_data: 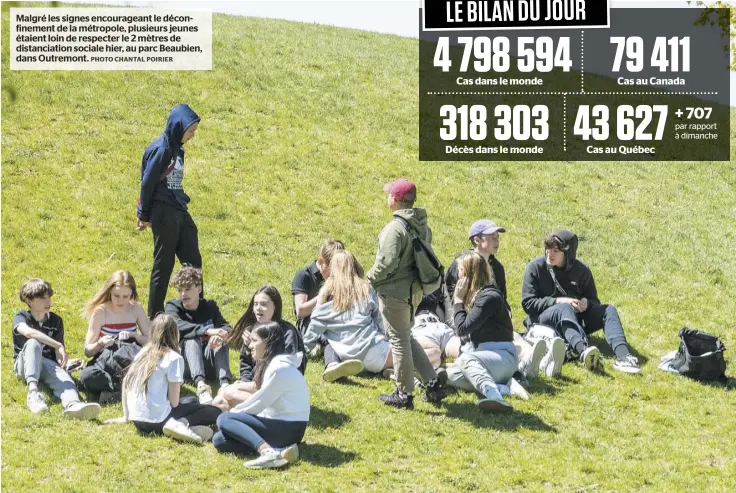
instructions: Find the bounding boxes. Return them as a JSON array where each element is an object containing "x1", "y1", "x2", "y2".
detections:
[{"x1": 2, "y1": 4, "x2": 736, "y2": 492}]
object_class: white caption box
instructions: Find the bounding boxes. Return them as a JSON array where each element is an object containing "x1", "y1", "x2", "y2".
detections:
[{"x1": 10, "y1": 8, "x2": 212, "y2": 71}]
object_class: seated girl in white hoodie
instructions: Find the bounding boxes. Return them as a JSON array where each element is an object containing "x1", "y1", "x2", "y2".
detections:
[
  {"x1": 213, "y1": 322, "x2": 310, "y2": 469},
  {"x1": 304, "y1": 250, "x2": 393, "y2": 382}
]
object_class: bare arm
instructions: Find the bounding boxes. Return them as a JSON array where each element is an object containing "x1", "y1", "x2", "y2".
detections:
[
  {"x1": 168, "y1": 381, "x2": 181, "y2": 408},
  {"x1": 294, "y1": 293, "x2": 318, "y2": 319},
  {"x1": 84, "y1": 308, "x2": 112, "y2": 357},
  {"x1": 16, "y1": 323, "x2": 63, "y2": 349},
  {"x1": 133, "y1": 303, "x2": 151, "y2": 345}
]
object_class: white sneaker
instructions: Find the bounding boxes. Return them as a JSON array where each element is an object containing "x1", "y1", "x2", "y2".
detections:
[
  {"x1": 279, "y1": 443, "x2": 300, "y2": 464},
  {"x1": 613, "y1": 355, "x2": 641, "y2": 374},
  {"x1": 322, "y1": 360, "x2": 364, "y2": 382},
  {"x1": 162, "y1": 418, "x2": 203, "y2": 443},
  {"x1": 541, "y1": 337, "x2": 566, "y2": 377},
  {"x1": 580, "y1": 346, "x2": 601, "y2": 371},
  {"x1": 197, "y1": 382, "x2": 213, "y2": 405},
  {"x1": 519, "y1": 339, "x2": 546, "y2": 378},
  {"x1": 26, "y1": 390, "x2": 48, "y2": 414},
  {"x1": 508, "y1": 378, "x2": 530, "y2": 400},
  {"x1": 189, "y1": 425, "x2": 214, "y2": 442},
  {"x1": 63, "y1": 402, "x2": 101, "y2": 420},
  {"x1": 308, "y1": 344, "x2": 324, "y2": 360},
  {"x1": 245, "y1": 448, "x2": 288, "y2": 469}
]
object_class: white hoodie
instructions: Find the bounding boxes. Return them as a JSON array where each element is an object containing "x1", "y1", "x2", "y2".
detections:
[{"x1": 231, "y1": 353, "x2": 310, "y2": 422}]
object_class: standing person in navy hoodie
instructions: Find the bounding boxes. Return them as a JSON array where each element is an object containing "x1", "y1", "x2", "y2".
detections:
[{"x1": 137, "y1": 104, "x2": 202, "y2": 319}]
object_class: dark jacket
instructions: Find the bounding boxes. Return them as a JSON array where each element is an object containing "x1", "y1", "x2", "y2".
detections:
[
  {"x1": 165, "y1": 299, "x2": 231, "y2": 341},
  {"x1": 445, "y1": 250, "x2": 509, "y2": 315},
  {"x1": 137, "y1": 104, "x2": 200, "y2": 222},
  {"x1": 239, "y1": 320, "x2": 306, "y2": 382},
  {"x1": 453, "y1": 286, "x2": 513, "y2": 347},
  {"x1": 90, "y1": 341, "x2": 142, "y2": 391},
  {"x1": 521, "y1": 229, "x2": 600, "y2": 322}
]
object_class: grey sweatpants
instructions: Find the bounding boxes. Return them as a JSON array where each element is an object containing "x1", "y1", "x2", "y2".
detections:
[
  {"x1": 181, "y1": 339, "x2": 232, "y2": 385},
  {"x1": 447, "y1": 341, "x2": 518, "y2": 396},
  {"x1": 13, "y1": 339, "x2": 80, "y2": 408}
]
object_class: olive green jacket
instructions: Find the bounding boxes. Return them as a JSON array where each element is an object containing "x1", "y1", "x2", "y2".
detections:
[{"x1": 367, "y1": 208, "x2": 432, "y2": 300}]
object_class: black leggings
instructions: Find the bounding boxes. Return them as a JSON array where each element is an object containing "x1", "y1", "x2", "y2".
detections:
[{"x1": 132, "y1": 402, "x2": 221, "y2": 434}]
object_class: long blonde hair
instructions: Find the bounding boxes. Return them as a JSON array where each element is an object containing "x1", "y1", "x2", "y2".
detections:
[
  {"x1": 456, "y1": 252, "x2": 495, "y2": 307},
  {"x1": 319, "y1": 250, "x2": 369, "y2": 312},
  {"x1": 122, "y1": 314, "x2": 179, "y2": 395},
  {"x1": 83, "y1": 270, "x2": 139, "y2": 319}
]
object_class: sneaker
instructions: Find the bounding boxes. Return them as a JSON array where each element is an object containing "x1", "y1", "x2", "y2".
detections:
[
  {"x1": 189, "y1": 425, "x2": 214, "y2": 442},
  {"x1": 245, "y1": 449, "x2": 288, "y2": 469},
  {"x1": 435, "y1": 367, "x2": 448, "y2": 386},
  {"x1": 613, "y1": 355, "x2": 641, "y2": 374},
  {"x1": 541, "y1": 337, "x2": 566, "y2": 377},
  {"x1": 63, "y1": 402, "x2": 101, "y2": 420},
  {"x1": 322, "y1": 360, "x2": 364, "y2": 383},
  {"x1": 381, "y1": 368, "x2": 394, "y2": 380},
  {"x1": 379, "y1": 389, "x2": 414, "y2": 410},
  {"x1": 508, "y1": 378, "x2": 530, "y2": 400},
  {"x1": 99, "y1": 390, "x2": 122, "y2": 405},
  {"x1": 519, "y1": 339, "x2": 547, "y2": 379},
  {"x1": 478, "y1": 397, "x2": 513, "y2": 412},
  {"x1": 513, "y1": 371, "x2": 530, "y2": 389},
  {"x1": 423, "y1": 380, "x2": 447, "y2": 405},
  {"x1": 162, "y1": 418, "x2": 203, "y2": 443},
  {"x1": 197, "y1": 382, "x2": 214, "y2": 405},
  {"x1": 308, "y1": 344, "x2": 324, "y2": 360},
  {"x1": 279, "y1": 443, "x2": 300, "y2": 464},
  {"x1": 26, "y1": 390, "x2": 48, "y2": 414},
  {"x1": 580, "y1": 346, "x2": 601, "y2": 371}
]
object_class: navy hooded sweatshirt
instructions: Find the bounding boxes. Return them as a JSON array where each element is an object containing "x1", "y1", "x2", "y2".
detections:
[
  {"x1": 137, "y1": 104, "x2": 200, "y2": 222},
  {"x1": 521, "y1": 229, "x2": 600, "y2": 322}
]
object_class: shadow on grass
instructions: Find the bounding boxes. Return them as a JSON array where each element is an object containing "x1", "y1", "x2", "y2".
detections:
[
  {"x1": 443, "y1": 403, "x2": 557, "y2": 432},
  {"x1": 299, "y1": 443, "x2": 360, "y2": 468},
  {"x1": 527, "y1": 375, "x2": 575, "y2": 396},
  {"x1": 587, "y1": 335, "x2": 650, "y2": 366},
  {"x1": 308, "y1": 406, "x2": 351, "y2": 430},
  {"x1": 329, "y1": 377, "x2": 369, "y2": 388}
]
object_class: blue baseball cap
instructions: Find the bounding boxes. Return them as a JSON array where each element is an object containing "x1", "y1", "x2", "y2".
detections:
[{"x1": 468, "y1": 219, "x2": 505, "y2": 239}]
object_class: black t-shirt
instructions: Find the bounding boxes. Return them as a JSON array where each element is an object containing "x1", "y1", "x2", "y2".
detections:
[
  {"x1": 164, "y1": 298, "x2": 231, "y2": 340},
  {"x1": 12, "y1": 310, "x2": 64, "y2": 361},
  {"x1": 291, "y1": 261, "x2": 324, "y2": 333},
  {"x1": 453, "y1": 286, "x2": 514, "y2": 346}
]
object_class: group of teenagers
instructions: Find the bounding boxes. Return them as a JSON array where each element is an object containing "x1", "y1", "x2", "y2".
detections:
[{"x1": 10, "y1": 104, "x2": 642, "y2": 470}]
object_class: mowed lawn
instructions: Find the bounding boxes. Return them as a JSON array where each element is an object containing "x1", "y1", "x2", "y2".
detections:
[{"x1": 2, "y1": 5, "x2": 736, "y2": 493}]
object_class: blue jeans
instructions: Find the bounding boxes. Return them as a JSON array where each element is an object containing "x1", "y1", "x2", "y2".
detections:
[
  {"x1": 13, "y1": 339, "x2": 81, "y2": 408},
  {"x1": 447, "y1": 341, "x2": 518, "y2": 396},
  {"x1": 213, "y1": 412, "x2": 307, "y2": 456},
  {"x1": 537, "y1": 303, "x2": 629, "y2": 355}
]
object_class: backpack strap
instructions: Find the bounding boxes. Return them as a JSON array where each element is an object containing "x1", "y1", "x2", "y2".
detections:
[{"x1": 393, "y1": 216, "x2": 414, "y2": 238}]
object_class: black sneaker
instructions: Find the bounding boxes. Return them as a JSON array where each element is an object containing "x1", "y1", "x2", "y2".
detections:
[
  {"x1": 379, "y1": 390, "x2": 414, "y2": 410},
  {"x1": 512, "y1": 370, "x2": 530, "y2": 389},
  {"x1": 423, "y1": 380, "x2": 447, "y2": 405}
]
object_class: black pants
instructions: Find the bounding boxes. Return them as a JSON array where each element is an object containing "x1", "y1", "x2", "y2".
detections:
[
  {"x1": 80, "y1": 365, "x2": 116, "y2": 393},
  {"x1": 132, "y1": 402, "x2": 222, "y2": 434},
  {"x1": 148, "y1": 203, "x2": 202, "y2": 318},
  {"x1": 537, "y1": 303, "x2": 629, "y2": 356}
]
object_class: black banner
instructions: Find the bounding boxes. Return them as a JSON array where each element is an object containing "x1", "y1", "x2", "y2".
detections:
[{"x1": 423, "y1": 0, "x2": 610, "y2": 30}]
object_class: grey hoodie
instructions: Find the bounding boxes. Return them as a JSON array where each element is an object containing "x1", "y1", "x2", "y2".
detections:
[{"x1": 367, "y1": 208, "x2": 432, "y2": 300}]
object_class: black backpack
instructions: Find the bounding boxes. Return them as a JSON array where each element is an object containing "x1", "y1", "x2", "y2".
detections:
[
  {"x1": 394, "y1": 217, "x2": 444, "y2": 295},
  {"x1": 670, "y1": 328, "x2": 727, "y2": 382}
]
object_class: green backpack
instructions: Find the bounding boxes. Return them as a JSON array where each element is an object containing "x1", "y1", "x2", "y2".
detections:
[{"x1": 394, "y1": 217, "x2": 444, "y2": 295}]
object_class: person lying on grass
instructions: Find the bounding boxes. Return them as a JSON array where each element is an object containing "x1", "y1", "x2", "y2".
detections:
[
  {"x1": 446, "y1": 252, "x2": 528, "y2": 412},
  {"x1": 104, "y1": 314, "x2": 221, "y2": 443},
  {"x1": 80, "y1": 270, "x2": 151, "y2": 404},
  {"x1": 521, "y1": 229, "x2": 641, "y2": 374},
  {"x1": 304, "y1": 250, "x2": 394, "y2": 382},
  {"x1": 165, "y1": 265, "x2": 233, "y2": 405},
  {"x1": 12, "y1": 278, "x2": 101, "y2": 419},
  {"x1": 211, "y1": 285, "x2": 305, "y2": 411},
  {"x1": 213, "y1": 322, "x2": 309, "y2": 469}
]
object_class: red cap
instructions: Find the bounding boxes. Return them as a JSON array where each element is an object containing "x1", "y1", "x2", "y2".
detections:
[{"x1": 383, "y1": 178, "x2": 416, "y2": 201}]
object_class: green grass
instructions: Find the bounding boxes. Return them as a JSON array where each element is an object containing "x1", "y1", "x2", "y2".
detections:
[{"x1": 3, "y1": 4, "x2": 736, "y2": 492}]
